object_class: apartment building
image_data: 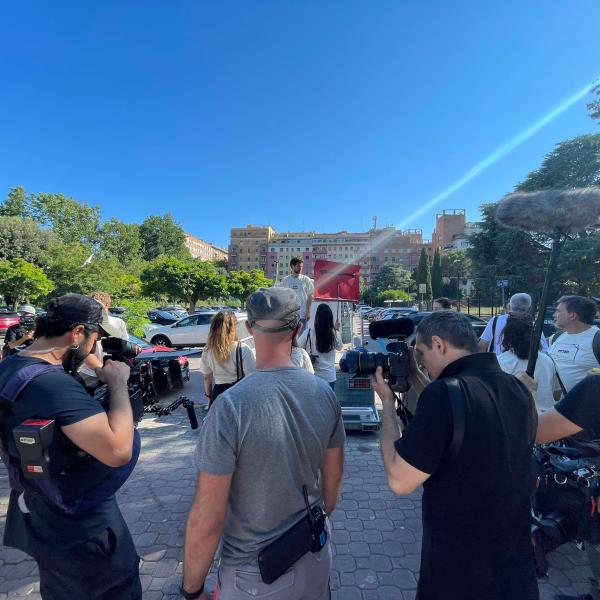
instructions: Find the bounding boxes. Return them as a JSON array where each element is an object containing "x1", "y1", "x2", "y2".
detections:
[
  {"x1": 184, "y1": 233, "x2": 228, "y2": 262},
  {"x1": 228, "y1": 225, "x2": 275, "y2": 272}
]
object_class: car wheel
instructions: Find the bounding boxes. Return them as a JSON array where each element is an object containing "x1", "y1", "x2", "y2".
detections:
[{"x1": 151, "y1": 335, "x2": 173, "y2": 348}]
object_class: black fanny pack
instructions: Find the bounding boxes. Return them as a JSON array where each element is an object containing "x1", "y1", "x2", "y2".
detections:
[{"x1": 257, "y1": 486, "x2": 327, "y2": 584}]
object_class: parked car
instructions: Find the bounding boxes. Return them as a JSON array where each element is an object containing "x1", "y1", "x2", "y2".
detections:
[
  {"x1": 380, "y1": 308, "x2": 418, "y2": 320},
  {"x1": 128, "y1": 333, "x2": 198, "y2": 395},
  {"x1": 147, "y1": 307, "x2": 189, "y2": 325},
  {"x1": 0, "y1": 312, "x2": 20, "y2": 336},
  {"x1": 143, "y1": 311, "x2": 248, "y2": 348}
]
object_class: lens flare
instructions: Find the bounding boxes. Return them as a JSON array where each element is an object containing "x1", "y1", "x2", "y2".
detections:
[{"x1": 318, "y1": 77, "x2": 600, "y2": 290}]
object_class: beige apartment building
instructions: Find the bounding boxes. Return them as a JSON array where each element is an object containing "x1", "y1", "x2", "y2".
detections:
[{"x1": 184, "y1": 233, "x2": 228, "y2": 262}]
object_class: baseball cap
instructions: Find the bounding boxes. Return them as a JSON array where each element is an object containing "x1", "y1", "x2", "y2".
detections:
[
  {"x1": 45, "y1": 294, "x2": 104, "y2": 327},
  {"x1": 246, "y1": 287, "x2": 300, "y2": 333},
  {"x1": 19, "y1": 305, "x2": 36, "y2": 315}
]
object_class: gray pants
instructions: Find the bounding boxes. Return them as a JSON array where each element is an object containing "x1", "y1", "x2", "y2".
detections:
[{"x1": 215, "y1": 542, "x2": 331, "y2": 600}]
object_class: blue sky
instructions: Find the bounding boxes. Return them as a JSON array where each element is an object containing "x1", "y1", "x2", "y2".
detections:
[{"x1": 1, "y1": 1, "x2": 599, "y2": 248}]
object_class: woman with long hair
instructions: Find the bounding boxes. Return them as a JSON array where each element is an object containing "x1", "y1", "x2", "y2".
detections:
[
  {"x1": 297, "y1": 303, "x2": 343, "y2": 388},
  {"x1": 201, "y1": 310, "x2": 255, "y2": 407},
  {"x1": 497, "y1": 315, "x2": 557, "y2": 411}
]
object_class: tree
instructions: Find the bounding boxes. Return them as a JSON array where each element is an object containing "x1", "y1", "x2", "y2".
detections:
[
  {"x1": 431, "y1": 248, "x2": 443, "y2": 299},
  {"x1": 99, "y1": 218, "x2": 142, "y2": 264},
  {"x1": 139, "y1": 214, "x2": 188, "y2": 261},
  {"x1": 377, "y1": 289, "x2": 411, "y2": 304},
  {"x1": 440, "y1": 249, "x2": 472, "y2": 299},
  {"x1": 415, "y1": 248, "x2": 432, "y2": 301},
  {"x1": 588, "y1": 82, "x2": 600, "y2": 124},
  {"x1": 0, "y1": 186, "x2": 32, "y2": 218},
  {"x1": 370, "y1": 265, "x2": 412, "y2": 294},
  {"x1": 0, "y1": 258, "x2": 54, "y2": 308},
  {"x1": 227, "y1": 270, "x2": 273, "y2": 302},
  {"x1": 30, "y1": 192, "x2": 101, "y2": 247},
  {"x1": 141, "y1": 257, "x2": 227, "y2": 311},
  {"x1": 0, "y1": 216, "x2": 55, "y2": 264},
  {"x1": 516, "y1": 134, "x2": 600, "y2": 191}
]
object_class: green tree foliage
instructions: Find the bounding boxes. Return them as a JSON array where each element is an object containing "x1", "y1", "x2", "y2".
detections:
[
  {"x1": 227, "y1": 270, "x2": 273, "y2": 302},
  {"x1": 0, "y1": 216, "x2": 55, "y2": 264},
  {"x1": 431, "y1": 248, "x2": 443, "y2": 299},
  {"x1": 377, "y1": 289, "x2": 411, "y2": 304},
  {"x1": 516, "y1": 134, "x2": 600, "y2": 191},
  {"x1": 139, "y1": 214, "x2": 188, "y2": 261},
  {"x1": 440, "y1": 249, "x2": 471, "y2": 298},
  {"x1": 141, "y1": 257, "x2": 227, "y2": 311},
  {"x1": 118, "y1": 298, "x2": 156, "y2": 337},
  {"x1": 0, "y1": 258, "x2": 54, "y2": 309},
  {"x1": 554, "y1": 230, "x2": 600, "y2": 296},
  {"x1": 588, "y1": 82, "x2": 600, "y2": 124},
  {"x1": 99, "y1": 218, "x2": 142, "y2": 264},
  {"x1": 370, "y1": 264, "x2": 411, "y2": 294},
  {"x1": 30, "y1": 192, "x2": 101, "y2": 247},
  {"x1": 468, "y1": 203, "x2": 548, "y2": 300},
  {"x1": 0, "y1": 187, "x2": 32, "y2": 218},
  {"x1": 415, "y1": 248, "x2": 432, "y2": 300}
]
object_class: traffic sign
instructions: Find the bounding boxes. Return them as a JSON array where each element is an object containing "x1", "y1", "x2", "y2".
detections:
[
  {"x1": 418, "y1": 284, "x2": 427, "y2": 294},
  {"x1": 496, "y1": 279, "x2": 510, "y2": 288}
]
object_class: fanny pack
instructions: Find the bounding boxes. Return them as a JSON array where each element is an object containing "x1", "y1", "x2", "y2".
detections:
[{"x1": 257, "y1": 486, "x2": 327, "y2": 584}]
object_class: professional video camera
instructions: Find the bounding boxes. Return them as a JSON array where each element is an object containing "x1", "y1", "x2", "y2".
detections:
[
  {"x1": 531, "y1": 440, "x2": 600, "y2": 577},
  {"x1": 339, "y1": 317, "x2": 414, "y2": 393},
  {"x1": 20, "y1": 315, "x2": 36, "y2": 332}
]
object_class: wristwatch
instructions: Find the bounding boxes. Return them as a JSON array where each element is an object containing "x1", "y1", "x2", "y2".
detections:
[{"x1": 179, "y1": 582, "x2": 204, "y2": 599}]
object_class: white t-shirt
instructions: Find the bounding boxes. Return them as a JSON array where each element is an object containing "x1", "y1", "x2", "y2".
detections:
[
  {"x1": 297, "y1": 327, "x2": 343, "y2": 383},
  {"x1": 548, "y1": 326, "x2": 600, "y2": 393},
  {"x1": 497, "y1": 351, "x2": 558, "y2": 411},
  {"x1": 291, "y1": 347, "x2": 314, "y2": 373},
  {"x1": 200, "y1": 342, "x2": 256, "y2": 384},
  {"x1": 280, "y1": 274, "x2": 314, "y2": 319},
  {"x1": 480, "y1": 314, "x2": 548, "y2": 355}
]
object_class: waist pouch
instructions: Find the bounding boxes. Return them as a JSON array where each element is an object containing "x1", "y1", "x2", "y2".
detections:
[{"x1": 257, "y1": 501, "x2": 327, "y2": 584}]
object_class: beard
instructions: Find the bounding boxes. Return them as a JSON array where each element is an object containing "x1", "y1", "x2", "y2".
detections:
[{"x1": 62, "y1": 345, "x2": 90, "y2": 374}]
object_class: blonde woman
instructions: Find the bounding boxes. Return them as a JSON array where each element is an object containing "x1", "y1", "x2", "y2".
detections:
[{"x1": 201, "y1": 311, "x2": 255, "y2": 407}]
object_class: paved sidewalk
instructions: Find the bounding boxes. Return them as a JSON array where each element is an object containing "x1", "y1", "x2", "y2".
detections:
[{"x1": 0, "y1": 358, "x2": 595, "y2": 599}]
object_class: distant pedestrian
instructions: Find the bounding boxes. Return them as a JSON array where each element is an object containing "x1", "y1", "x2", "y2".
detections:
[
  {"x1": 280, "y1": 257, "x2": 314, "y2": 332},
  {"x1": 433, "y1": 297, "x2": 452, "y2": 311},
  {"x1": 478, "y1": 292, "x2": 548, "y2": 354},
  {"x1": 297, "y1": 303, "x2": 343, "y2": 389},
  {"x1": 201, "y1": 310, "x2": 256, "y2": 407}
]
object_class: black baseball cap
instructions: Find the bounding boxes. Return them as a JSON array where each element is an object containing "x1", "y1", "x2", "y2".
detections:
[
  {"x1": 45, "y1": 293, "x2": 104, "y2": 326},
  {"x1": 246, "y1": 287, "x2": 300, "y2": 333}
]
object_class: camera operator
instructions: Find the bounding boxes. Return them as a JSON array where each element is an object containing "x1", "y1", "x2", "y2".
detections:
[
  {"x1": 373, "y1": 311, "x2": 539, "y2": 600},
  {"x1": 522, "y1": 373, "x2": 600, "y2": 600},
  {"x1": 2, "y1": 304, "x2": 36, "y2": 359},
  {"x1": 0, "y1": 294, "x2": 141, "y2": 599}
]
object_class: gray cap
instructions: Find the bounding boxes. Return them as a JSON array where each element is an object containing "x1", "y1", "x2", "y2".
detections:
[{"x1": 246, "y1": 287, "x2": 300, "y2": 333}]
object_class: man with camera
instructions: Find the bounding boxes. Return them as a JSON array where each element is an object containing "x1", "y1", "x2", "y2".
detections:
[
  {"x1": 183, "y1": 287, "x2": 344, "y2": 600},
  {"x1": 0, "y1": 293, "x2": 141, "y2": 599},
  {"x1": 2, "y1": 304, "x2": 36, "y2": 359},
  {"x1": 373, "y1": 311, "x2": 539, "y2": 600}
]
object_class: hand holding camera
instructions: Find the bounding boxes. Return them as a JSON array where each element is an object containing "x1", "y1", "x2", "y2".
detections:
[{"x1": 97, "y1": 359, "x2": 131, "y2": 388}]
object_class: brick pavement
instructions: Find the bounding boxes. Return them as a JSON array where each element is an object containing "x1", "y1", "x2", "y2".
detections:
[{"x1": 0, "y1": 357, "x2": 595, "y2": 599}]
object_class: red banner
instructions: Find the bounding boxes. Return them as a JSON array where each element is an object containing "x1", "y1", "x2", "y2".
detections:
[{"x1": 313, "y1": 259, "x2": 361, "y2": 302}]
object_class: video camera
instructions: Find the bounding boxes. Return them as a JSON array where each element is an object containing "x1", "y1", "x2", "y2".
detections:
[
  {"x1": 339, "y1": 317, "x2": 414, "y2": 393},
  {"x1": 20, "y1": 316, "x2": 36, "y2": 333}
]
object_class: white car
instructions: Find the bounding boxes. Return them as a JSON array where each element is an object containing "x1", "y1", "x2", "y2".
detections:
[{"x1": 143, "y1": 311, "x2": 249, "y2": 348}]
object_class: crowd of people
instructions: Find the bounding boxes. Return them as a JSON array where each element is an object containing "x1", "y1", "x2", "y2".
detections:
[{"x1": 0, "y1": 255, "x2": 600, "y2": 600}]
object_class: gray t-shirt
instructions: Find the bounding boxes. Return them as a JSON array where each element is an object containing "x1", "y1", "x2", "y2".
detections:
[{"x1": 195, "y1": 367, "x2": 345, "y2": 565}]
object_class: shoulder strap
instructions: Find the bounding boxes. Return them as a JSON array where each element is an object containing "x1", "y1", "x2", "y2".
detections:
[
  {"x1": 304, "y1": 329, "x2": 313, "y2": 353},
  {"x1": 236, "y1": 342, "x2": 245, "y2": 381},
  {"x1": 443, "y1": 377, "x2": 466, "y2": 462},
  {"x1": 547, "y1": 353, "x2": 568, "y2": 398},
  {"x1": 550, "y1": 330, "x2": 564, "y2": 346},
  {"x1": 593, "y1": 330, "x2": 600, "y2": 365},
  {"x1": 0, "y1": 361, "x2": 63, "y2": 405},
  {"x1": 488, "y1": 316, "x2": 498, "y2": 353}
]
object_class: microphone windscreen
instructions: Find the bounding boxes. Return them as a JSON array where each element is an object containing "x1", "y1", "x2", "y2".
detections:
[
  {"x1": 369, "y1": 317, "x2": 415, "y2": 340},
  {"x1": 496, "y1": 187, "x2": 600, "y2": 235}
]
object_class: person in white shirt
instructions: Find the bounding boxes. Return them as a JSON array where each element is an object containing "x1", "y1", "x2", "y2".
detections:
[
  {"x1": 548, "y1": 295, "x2": 600, "y2": 397},
  {"x1": 291, "y1": 342, "x2": 315, "y2": 373},
  {"x1": 297, "y1": 303, "x2": 343, "y2": 389},
  {"x1": 478, "y1": 292, "x2": 548, "y2": 355},
  {"x1": 201, "y1": 310, "x2": 256, "y2": 407},
  {"x1": 496, "y1": 315, "x2": 558, "y2": 411},
  {"x1": 280, "y1": 257, "x2": 314, "y2": 332}
]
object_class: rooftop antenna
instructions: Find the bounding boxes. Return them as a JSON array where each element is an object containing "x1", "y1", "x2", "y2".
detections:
[{"x1": 372, "y1": 216, "x2": 378, "y2": 230}]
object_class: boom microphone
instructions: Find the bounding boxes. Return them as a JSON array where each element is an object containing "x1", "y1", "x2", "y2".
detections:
[
  {"x1": 369, "y1": 317, "x2": 415, "y2": 340},
  {"x1": 496, "y1": 186, "x2": 600, "y2": 377}
]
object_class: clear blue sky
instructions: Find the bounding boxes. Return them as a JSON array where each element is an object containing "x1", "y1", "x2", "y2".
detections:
[{"x1": 1, "y1": 1, "x2": 599, "y2": 248}]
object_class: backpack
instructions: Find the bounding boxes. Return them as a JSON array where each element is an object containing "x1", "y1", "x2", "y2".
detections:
[{"x1": 0, "y1": 357, "x2": 140, "y2": 514}]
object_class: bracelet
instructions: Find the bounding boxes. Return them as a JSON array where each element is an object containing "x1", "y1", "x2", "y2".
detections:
[{"x1": 180, "y1": 582, "x2": 204, "y2": 599}]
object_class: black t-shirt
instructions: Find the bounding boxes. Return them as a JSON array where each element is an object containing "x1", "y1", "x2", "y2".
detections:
[
  {"x1": 394, "y1": 353, "x2": 539, "y2": 600},
  {"x1": 555, "y1": 374, "x2": 600, "y2": 438},
  {"x1": 0, "y1": 355, "x2": 122, "y2": 554},
  {"x1": 2, "y1": 324, "x2": 34, "y2": 356}
]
